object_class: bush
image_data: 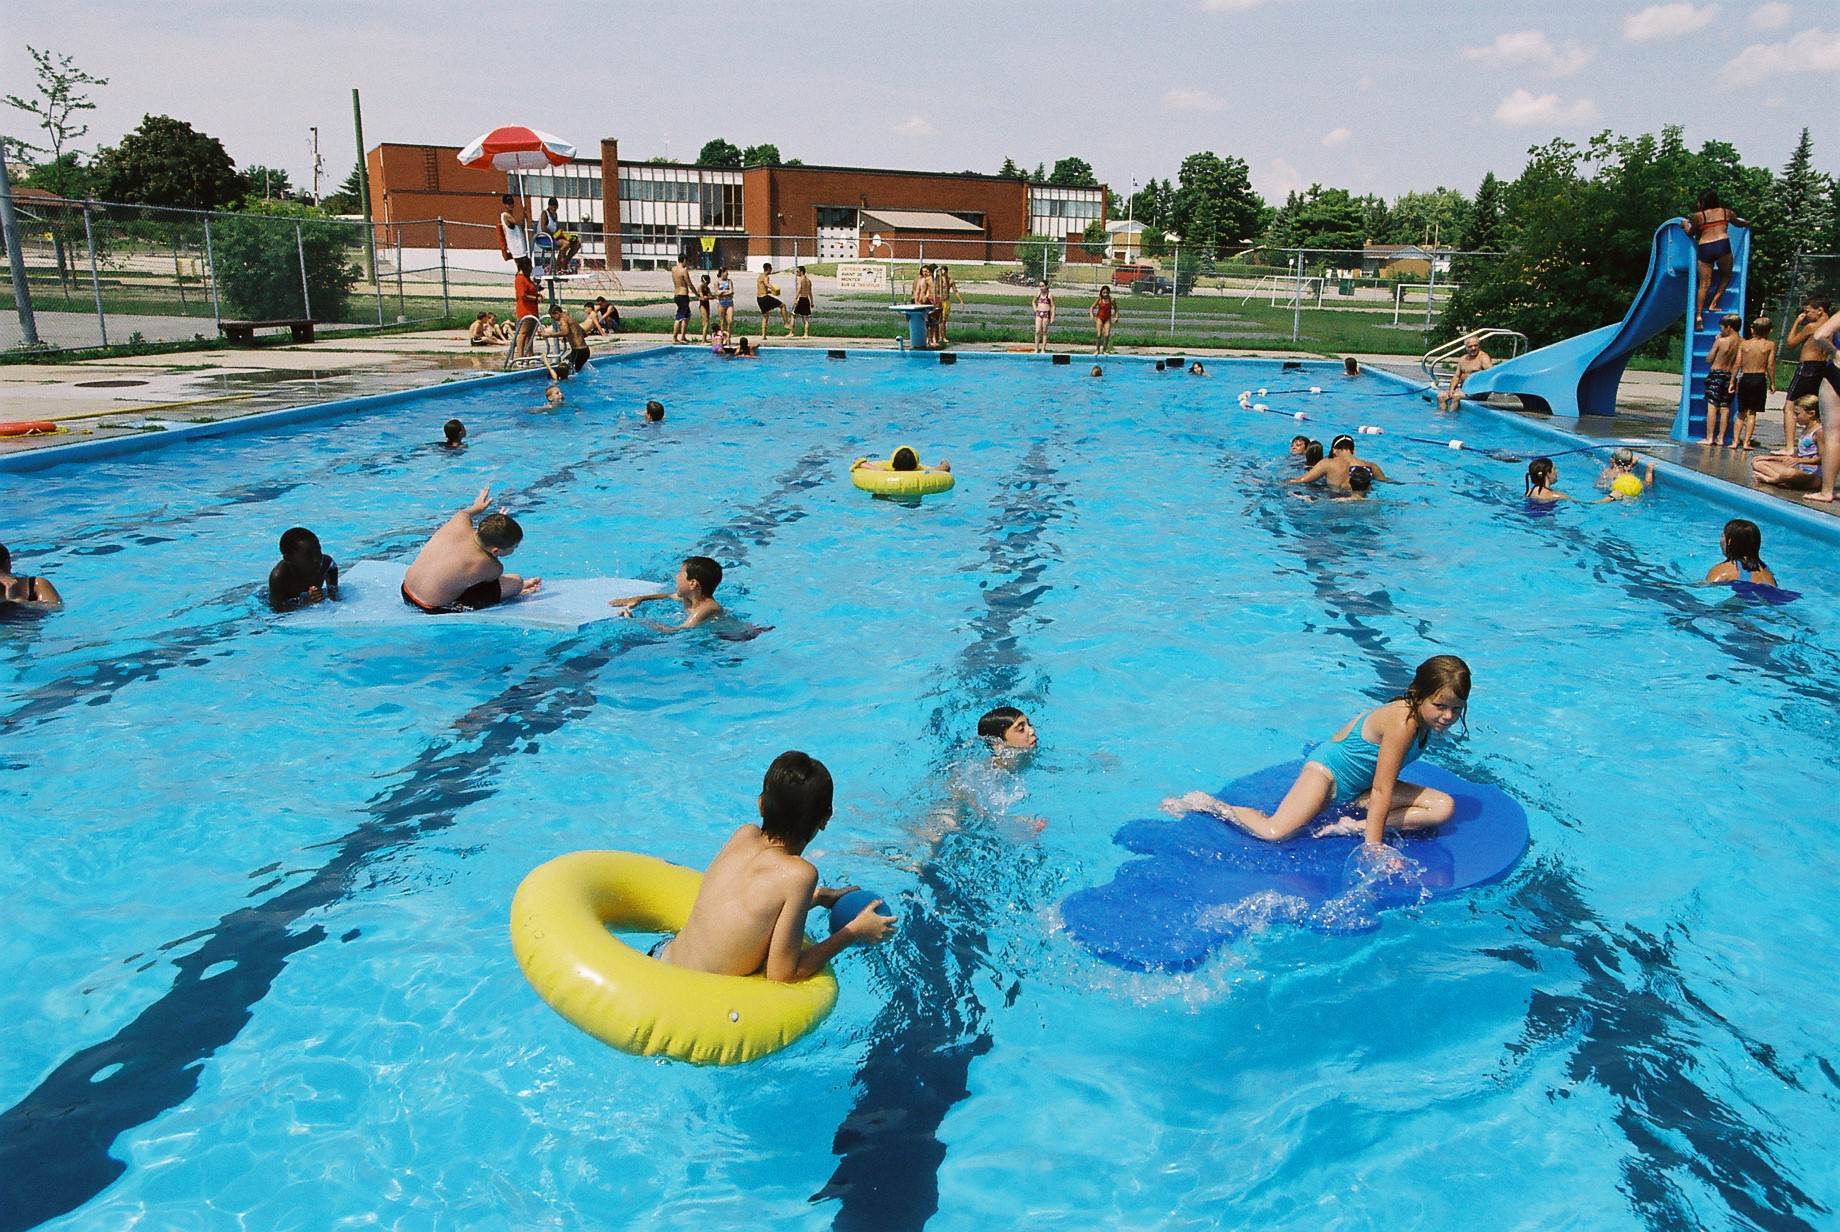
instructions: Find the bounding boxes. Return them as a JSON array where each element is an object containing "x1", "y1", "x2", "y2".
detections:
[
  {"x1": 212, "y1": 200, "x2": 357, "y2": 321},
  {"x1": 1015, "y1": 234, "x2": 1063, "y2": 282}
]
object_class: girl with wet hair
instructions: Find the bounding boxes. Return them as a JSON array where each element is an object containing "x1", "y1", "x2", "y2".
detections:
[
  {"x1": 1703, "y1": 519, "x2": 1779, "y2": 587},
  {"x1": 1523, "y1": 457, "x2": 1571, "y2": 504},
  {"x1": 1163, "y1": 655, "x2": 1472, "y2": 848}
]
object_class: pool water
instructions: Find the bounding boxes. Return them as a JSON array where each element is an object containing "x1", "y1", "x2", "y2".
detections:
[{"x1": 4, "y1": 350, "x2": 1838, "y2": 1231}]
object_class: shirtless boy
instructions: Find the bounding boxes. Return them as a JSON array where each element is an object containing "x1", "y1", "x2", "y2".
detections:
[
  {"x1": 1780, "y1": 298, "x2": 1831, "y2": 447},
  {"x1": 1437, "y1": 337, "x2": 1492, "y2": 411},
  {"x1": 545, "y1": 304, "x2": 591, "y2": 374},
  {"x1": 657, "y1": 751, "x2": 895, "y2": 981},
  {"x1": 793, "y1": 267, "x2": 815, "y2": 338},
  {"x1": 1702, "y1": 314, "x2": 1742, "y2": 447},
  {"x1": 609, "y1": 555, "x2": 724, "y2": 631},
  {"x1": 671, "y1": 254, "x2": 694, "y2": 344},
  {"x1": 757, "y1": 264, "x2": 794, "y2": 338},
  {"x1": 401, "y1": 486, "x2": 541, "y2": 613},
  {"x1": 1290, "y1": 434, "x2": 1391, "y2": 490},
  {"x1": 1733, "y1": 318, "x2": 1778, "y2": 451}
]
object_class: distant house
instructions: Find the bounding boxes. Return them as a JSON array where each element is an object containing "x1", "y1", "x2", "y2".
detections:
[
  {"x1": 1361, "y1": 243, "x2": 1452, "y2": 278},
  {"x1": 1106, "y1": 219, "x2": 1148, "y2": 262}
]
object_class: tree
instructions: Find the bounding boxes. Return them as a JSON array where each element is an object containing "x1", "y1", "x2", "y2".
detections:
[
  {"x1": 94, "y1": 115, "x2": 242, "y2": 210},
  {"x1": 1385, "y1": 187, "x2": 1472, "y2": 248},
  {"x1": 697, "y1": 138, "x2": 743, "y2": 168},
  {"x1": 19, "y1": 152, "x2": 95, "y2": 200},
  {"x1": 1267, "y1": 184, "x2": 1366, "y2": 255},
  {"x1": 1170, "y1": 152, "x2": 1263, "y2": 258},
  {"x1": 1030, "y1": 163, "x2": 1047, "y2": 184},
  {"x1": 3, "y1": 46, "x2": 108, "y2": 200},
  {"x1": 241, "y1": 164, "x2": 294, "y2": 201},
  {"x1": 321, "y1": 164, "x2": 364, "y2": 214},
  {"x1": 1080, "y1": 218, "x2": 1109, "y2": 258},
  {"x1": 1015, "y1": 233, "x2": 1062, "y2": 280},
  {"x1": 1049, "y1": 156, "x2": 1097, "y2": 187},
  {"x1": 212, "y1": 199, "x2": 357, "y2": 321},
  {"x1": 998, "y1": 156, "x2": 1022, "y2": 178},
  {"x1": 742, "y1": 143, "x2": 781, "y2": 167},
  {"x1": 1450, "y1": 171, "x2": 1503, "y2": 286}
]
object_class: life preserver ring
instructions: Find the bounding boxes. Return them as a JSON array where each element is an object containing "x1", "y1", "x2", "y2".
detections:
[
  {"x1": 850, "y1": 446, "x2": 955, "y2": 497},
  {"x1": 0, "y1": 421, "x2": 58, "y2": 438},
  {"x1": 509, "y1": 850, "x2": 837, "y2": 1066}
]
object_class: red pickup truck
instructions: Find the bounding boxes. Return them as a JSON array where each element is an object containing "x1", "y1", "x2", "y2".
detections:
[{"x1": 1111, "y1": 264, "x2": 1156, "y2": 286}]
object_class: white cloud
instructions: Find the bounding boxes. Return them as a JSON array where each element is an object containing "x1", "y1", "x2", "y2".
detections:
[
  {"x1": 1493, "y1": 88, "x2": 1600, "y2": 126},
  {"x1": 1320, "y1": 127, "x2": 1351, "y2": 147},
  {"x1": 1256, "y1": 158, "x2": 1306, "y2": 201},
  {"x1": 1458, "y1": 30, "x2": 1594, "y2": 76},
  {"x1": 1753, "y1": 2, "x2": 1793, "y2": 28},
  {"x1": 892, "y1": 115, "x2": 934, "y2": 137},
  {"x1": 1623, "y1": 3, "x2": 1720, "y2": 40},
  {"x1": 1717, "y1": 28, "x2": 1840, "y2": 85},
  {"x1": 1162, "y1": 87, "x2": 1226, "y2": 112}
]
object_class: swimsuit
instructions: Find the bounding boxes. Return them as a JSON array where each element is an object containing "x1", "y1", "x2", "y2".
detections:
[
  {"x1": 794, "y1": 295, "x2": 811, "y2": 317},
  {"x1": 758, "y1": 294, "x2": 783, "y2": 312},
  {"x1": 1094, "y1": 300, "x2": 1114, "y2": 324},
  {"x1": 717, "y1": 279, "x2": 734, "y2": 309},
  {"x1": 1698, "y1": 237, "x2": 1731, "y2": 262},
  {"x1": 1305, "y1": 710, "x2": 1425, "y2": 806},
  {"x1": 400, "y1": 578, "x2": 503, "y2": 614},
  {"x1": 1034, "y1": 293, "x2": 1052, "y2": 321},
  {"x1": 1735, "y1": 372, "x2": 1769, "y2": 415},
  {"x1": 569, "y1": 345, "x2": 590, "y2": 372},
  {"x1": 1704, "y1": 367, "x2": 1733, "y2": 408},
  {"x1": 1794, "y1": 429, "x2": 1819, "y2": 474},
  {"x1": 673, "y1": 293, "x2": 691, "y2": 321}
]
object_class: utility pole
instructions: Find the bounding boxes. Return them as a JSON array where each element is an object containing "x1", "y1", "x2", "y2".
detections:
[
  {"x1": 0, "y1": 145, "x2": 39, "y2": 347},
  {"x1": 351, "y1": 88, "x2": 377, "y2": 280},
  {"x1": 309, "y1": 126, "x2": 323, "y2": 206}
]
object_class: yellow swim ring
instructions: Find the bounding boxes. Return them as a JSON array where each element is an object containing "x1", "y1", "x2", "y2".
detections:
[
  {"x1": 1611, "y1": 473, "x2": 1643, "y2": 498},
  {"x1": 509, "y1": 850, "x2": 837, "y2": 1066},
  {"x1": 850, "y1": 445, "x2": 955, "y2": 497}
]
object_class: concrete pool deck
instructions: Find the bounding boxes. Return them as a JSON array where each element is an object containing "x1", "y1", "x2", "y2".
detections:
[{"x1": 4, "y1": 329, "x2": 1831, "y2": 523}]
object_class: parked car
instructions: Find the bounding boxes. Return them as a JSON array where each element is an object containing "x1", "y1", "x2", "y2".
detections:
[
  {"x1": 1111, "y1": 263, "x2": 1156, "y2": 287},
  {"x1": 1130, "y1": 276, "x2": 1173, "y2": 295}
]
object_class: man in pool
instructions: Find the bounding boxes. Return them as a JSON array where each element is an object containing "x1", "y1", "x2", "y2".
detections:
[
  {"x1": 1437, "y1": 337, "x2": 1492, "y2": 411},
  {"x1": 400, "y1": 485, "x2": 540, "y2": 613},
  {"x1": 609, "y1": 555, "x2": 724, "y2": 630},
  {"x1": 267, "y1": 526, "x2": 338, "y2": 612},
  {"x1": 1291, "y1": 434, "x2": 1391, "y2": 490},
  {"x1": 656, "y1": 751, "x2": 894, "y2": 981}
]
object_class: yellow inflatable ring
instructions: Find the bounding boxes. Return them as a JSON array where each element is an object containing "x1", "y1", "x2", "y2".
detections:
[
  {"x1": 509, "y1": 850, "x2": 837, "y2": 1066},
  {"x1": 850, "y1": 446, "x2": 955, "y2": 497}
]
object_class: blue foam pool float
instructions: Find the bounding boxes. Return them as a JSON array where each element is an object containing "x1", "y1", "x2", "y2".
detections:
[
  {"x1": 1730, "y1": 580, "x2": 1801, "y2": 605},
  {"x1": 1061, "y1": 761, "x2": 1528, "y2": 972}
]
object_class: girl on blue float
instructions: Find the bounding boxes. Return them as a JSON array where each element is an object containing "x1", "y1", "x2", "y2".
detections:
[{"x1": 1162, "y1": 655, "x2": 1470, "y2": 848}]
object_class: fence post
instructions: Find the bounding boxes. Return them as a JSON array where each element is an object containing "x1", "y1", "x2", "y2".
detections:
[
  {"x1": 203, "y1": 215, "x2": 221, "y2": 334},
  {"x1": 1424, "y1": 250, "x2": 1439, "y2": 333},
  {"x1": 371, "y1": 223, "x2": 385, "y2": 325},
  {"x1": 1170, "y1": 245, "x2": 1179, "y2": 334},
  {"x1": 82, "y1": 203, "x2": 107, "y2": 348},
  {"x1": 172, "y1": 232, "x2": 187, "y2": 311},
  {"x1": 0, "y1": 146, "x2": 40, "y2": 347},
  {"x1": 437, "y1": 217, "x2": 450, "y2": 319},
  {"x1": 1291, "y1": 249, "x2": 1303, "y2": 344},
  {"x1": 295, "y1": 221, "x2": 313, "y2": 322},
  {"x1": 394, "y1": 223, "x2": 405, "y2": 321}
]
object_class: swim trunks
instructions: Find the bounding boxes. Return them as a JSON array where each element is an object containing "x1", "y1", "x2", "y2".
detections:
[
  {"x1": 1787, "y1": 360, "x2": 1827, "y2": 402},
  {"x1": 674, "y1": 294, "x2": 691, "y2": 321},
  {"x1": 758, "y1": 295, "x2": 783, "y2": 313},
  {"x1": 1704, "y1": 368, "x2": 1733, "y2": 408},
  {"x1": 400, "y1": 578, "x2": 502, "y2": 614},
  {"x1": 1697, "y1": 237, "x2": 1731, "y2": 262},
  {"x1": 569, "y1": 345, "x2": 590, "y2": 373},
  {"x1": 794, "y1": 296, "x2": 811, "y2": 317},
  {"x1": 1735, "y1": 372, "x2": 1769, "y2": 416},
  {"x1": 647, "y1": 936, "x2": 671, "y2": 960}
]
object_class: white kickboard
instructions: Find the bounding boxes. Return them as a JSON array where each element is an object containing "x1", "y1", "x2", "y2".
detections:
[{"x1": 305, "y1": 560, "x2": 663, "y2": 631}]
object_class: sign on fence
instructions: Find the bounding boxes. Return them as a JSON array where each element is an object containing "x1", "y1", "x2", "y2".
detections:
[{"x1": 837, "y1": 262, "x2": 889, "y2": 291}]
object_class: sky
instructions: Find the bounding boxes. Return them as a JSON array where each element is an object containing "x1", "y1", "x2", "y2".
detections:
[{"x1": 4, "y1": 0, "x2": 1832, "y2": 204}]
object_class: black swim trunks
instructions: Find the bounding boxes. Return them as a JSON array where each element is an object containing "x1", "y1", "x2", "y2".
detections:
[
  {"x1": 401, "y1": 578, "x2": 503, "y2": 614},
  {"x1": 1787, "y1": 360, "x2": 1827, "y2": 402},
  {"x1": 673, "y1": 294, "x2": 691, "y2": 321},
  {"x1": 569, "y1": 345, "x2": 590, "y2": 373},
  {"x1": 1735, "y1": 372, "x2": 1768, "y2": 416},
  {"x1": 758, "y1": 295, "x2": 782, "y2": 313},
  {"x1": 793, "y1": 296, "x2": 811, "y2": 317},
  {"x1": 1704, "y1": 368, "x2": 1734, "y2": 408}
]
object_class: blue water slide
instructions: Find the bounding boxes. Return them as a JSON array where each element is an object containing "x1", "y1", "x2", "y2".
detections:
[{"x1": 1458, "y1": 219, "x2": 1749, "y2": 440}]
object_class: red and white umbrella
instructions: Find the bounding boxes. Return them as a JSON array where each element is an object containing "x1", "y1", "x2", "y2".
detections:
[{"x1": 456, "y1": 126, "x2": 576, "y2": 171}]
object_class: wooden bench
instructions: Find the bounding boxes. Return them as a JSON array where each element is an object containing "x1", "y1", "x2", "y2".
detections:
[{"x1": 221, "y1": 319, "x2": 316, "y2": 345}]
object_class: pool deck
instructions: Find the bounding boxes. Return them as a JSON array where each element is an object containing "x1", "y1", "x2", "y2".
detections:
[{"x1": 4, "y1": 330, "x2": 1830, "y2": 521}]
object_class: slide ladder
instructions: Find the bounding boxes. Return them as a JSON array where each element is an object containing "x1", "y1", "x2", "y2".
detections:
[
  {"x1": 1457, "y1": 219, "x2": 1749, "y2": 441},
  {"x1": 1675, "y1": 225, "x2": 1751, "y2": 440},
  {"x1": 1421, "y1": 328, "x2": 1526, "y2": 382}
]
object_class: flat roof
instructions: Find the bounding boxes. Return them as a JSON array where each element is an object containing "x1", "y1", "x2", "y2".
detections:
[{"x1": 861, "y1": 209, "x2": 984, "y2": 233}]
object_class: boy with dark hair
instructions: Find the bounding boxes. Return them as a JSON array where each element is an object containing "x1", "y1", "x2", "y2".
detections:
[
  {"x1": 977, "y1": 706, "x2": 1038, "y2": 750},
  {"x1": 401, "y1": 485, "x2": 540, "y2": 613},
  {"x1": 1733, "y1": 317, "x2": 1778, "y2": 451},
  {"x1": 545, "y1": 304, "x2": 591, "y2": 374},
  {"x1": 442, "y1": 419, "x2": 467, "y2": 449},
  {"x1": 1292, "y1": 434, "x2": 1390, "y2": 489},
  {"x1": 643, "y1": 400, "x2": 665, "y2": 422},
  {"x1": 1702, "y1": 314, "x2": 1741, "y2": 447},
  {"x1": 267, "y1": 527, "x2": 338, "y2": 612},
  {"x1": 610, "y1": 554, "x2": 724, "y2": 630},
  {"x1": 658, "y1": 751, "x2": 894, "y2": 980},
  {"x1": 1781, "y1": 297, "x2": 1831, "y2": 446}
]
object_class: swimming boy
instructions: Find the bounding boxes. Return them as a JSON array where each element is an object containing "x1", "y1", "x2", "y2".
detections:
[
  {"x1": 442, "y1": 419, "x2": 467, "y2": 449},
  {"x1": 657, "y1": 751, "x2": 895, "y2": 981},
  {"x1": 1702, "y1": 314, "x2": 1741, "y2": 447},
  {"x1": 644, "y1": 399, "x2": 665, "y2": 422},
  {"x1": 401, "y1": 486, "x2": 540, "y2": 613},
  {"x1": 1437, "y1": 337, "x2": 1493, "y2": 411},
  {"x1": 1733, "y1": 318, "x2": 1777, "y2": 451},
  {"x1": 609, "y1": 554, "x2": 724, "y2": 630},
  {"x1": 267, "y1": 527, "x2": 339, "y2": 612},
  {"x1": 978, "y1": 706, "x2": 1038, "y2": 752},
  {"x1": 1291, "y1": 434, "x2": 1390, "y2": 489}
]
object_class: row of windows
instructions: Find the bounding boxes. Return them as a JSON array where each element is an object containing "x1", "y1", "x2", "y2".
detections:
[
  {"x1": 522, "y1": 171, "x2": 602, "y2": 201},
  {"x1": 1030, "y1": 196, "x2": 1103, "y2": 220},
  {"x1": 618, "y1": 181, "x2": 744, "y2": 228}
]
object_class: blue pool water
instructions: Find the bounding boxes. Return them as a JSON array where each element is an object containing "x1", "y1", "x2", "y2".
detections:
[{"x1": 4, "y1": 350, "x2": 1838, "y2": 1230}]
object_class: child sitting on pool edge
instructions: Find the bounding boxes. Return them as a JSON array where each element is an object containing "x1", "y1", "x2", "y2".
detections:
[
  {"x1": 610, "y1": 555, "x2": 724, "y2": 630},
  {"x1": 656, "y1": 751, "x2": 895, "y2": 981},
  {"x1": 1162, "y1": 654, "x2": 1471, "y2": 848}
]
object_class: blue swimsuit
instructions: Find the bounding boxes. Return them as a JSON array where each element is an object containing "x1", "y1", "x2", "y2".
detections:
[{"x1": 1306, "y1": 710, "x2": 1424, "y2": 805}]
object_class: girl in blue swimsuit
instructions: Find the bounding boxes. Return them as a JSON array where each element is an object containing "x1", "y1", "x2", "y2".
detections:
[{"x1": 1163, "y1": 655, "x2": 1472, "y2": 849}]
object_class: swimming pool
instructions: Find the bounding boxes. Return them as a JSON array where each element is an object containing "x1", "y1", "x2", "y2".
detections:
[{"x1": 4, "y1": 349, "x2": 1837, "y2": 1231}]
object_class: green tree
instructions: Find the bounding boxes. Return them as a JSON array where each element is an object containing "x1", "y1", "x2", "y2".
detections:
[
  {"x1": 741, "y1": 142, "x2": 781, "y2": 167},
  {"x1": 1080, "y1": 218, "x2": 1109, "y2": 258},
  {"x1": 212, "y1": 199, "x2": 357, "y2": 321},
  {"x1": 1386, "y1": 187, "x2": 1472, "y2": 248},
  {"x1": 1267, "y1": 184, "x2": 1365, "y2": 255},
  {"x1": 1030, "y1": 163, "x2": 1047, "y2": 184},
  {"x1": 697, "y1": 138, "x2": 743, "y2": 168},
  {"x1": 1450, "y1": 171, "x2": 1504, "y2": 286},
  {"x1": 1015, "y1": 233, "x2": 1061, "y2": 280},
  {"x1": 94, "y1": 114, "x2": 242, "y2": 209},
  {"x1": 1360, "y1": 194, "x2": 1391, "y2": 245},
  {"x1": 241, "y1": 164, "x2": 294, "y2": 201},
  {"x1": 321, "y1": 164, "x2": 364, "y2": 214},
  {"x1": 1142, "y1": 226, "x2": 1168, "y2": 257},
  {"x1": 3, "y1": 46, "x2": 107, "y2": 200},
  {"x1": 1170, "y1": 152, "x2": 1262, "y2": 258},
  {"x1": 1049, "y1": 156, "x2": 1097, "y2": 187},
  {"x1": 998, "y1": 156, "x2": 1022, "y2": 178},
  {"x1": 19, "y1": 152, "x2": 95, "y2": 199}
]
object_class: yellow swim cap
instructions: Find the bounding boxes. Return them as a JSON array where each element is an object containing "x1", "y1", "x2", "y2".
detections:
[{"x1": 1612, "y1": 474, "x2": 1643, "y2": 498}]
